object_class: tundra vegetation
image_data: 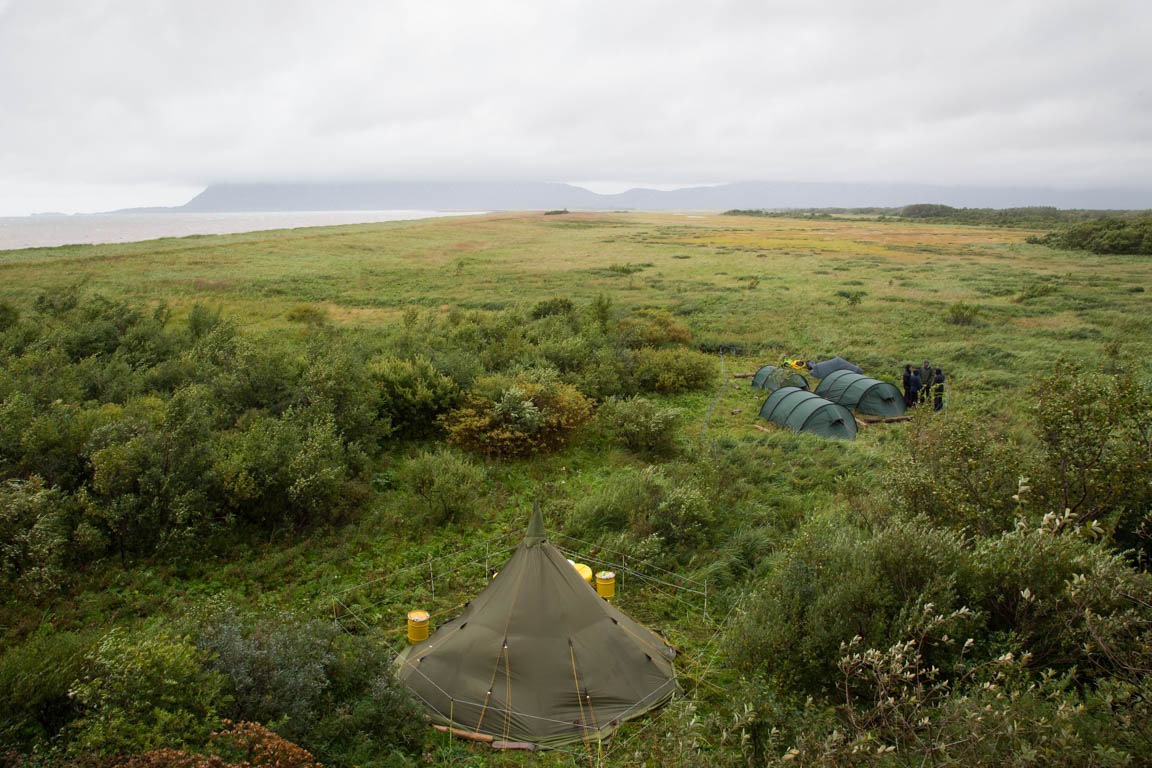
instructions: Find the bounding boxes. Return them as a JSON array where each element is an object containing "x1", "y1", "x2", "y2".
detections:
[{"x1": 0, "y1": 211, "x2": 1150, "y2": 767}]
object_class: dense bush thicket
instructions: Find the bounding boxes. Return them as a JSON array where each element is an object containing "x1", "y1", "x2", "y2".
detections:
[
  {"x1": 0, "y1": 604, "x2": 422, "y2": 766},
  {"x1": 731, "y1": 513, "x2": 1152, "y2": 766},
  {"x1": 9, "y1": 283, "x2": 1150, "y2": 767},
  {"x1": 402, "y1": 446, "x2": 486, "y2": 524},
  {"x1": 1032, "y1": 216, "x2": 1152, "y2": 255},
  {"x1": 594, "y1": 395, "x2": 683, "y2": 455},
  {"x1": 725, "y1": 365, "x2": 1152, "y2": 766},
  {"x1": 724, "y1": 206, "x2": 1152, "y2": 228},
  {"x1": 441, "y1": 370, "x2": 594, "y2": 457},
  {"x1": 889, "y1": 364, "x2": 1152, "y2": 548},
  {"x1": 0, "y1": 288, "x2": 716, "y2": 597}
]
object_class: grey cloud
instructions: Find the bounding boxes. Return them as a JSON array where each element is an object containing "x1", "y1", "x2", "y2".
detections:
[{"x1": 0, "y1": 0, "x2": 1150, "y2": 213}]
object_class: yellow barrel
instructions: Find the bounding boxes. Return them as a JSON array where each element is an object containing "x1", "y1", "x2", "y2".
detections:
[
  {"x1": 407, "y1": 609, "x2": 430, "y2": 644},
  {"x1": 572, "y1": 562, "x2": 593, "y2": 584},
  {"x1": 595, "y1": 571, "x2": 616, "y2": 599}
]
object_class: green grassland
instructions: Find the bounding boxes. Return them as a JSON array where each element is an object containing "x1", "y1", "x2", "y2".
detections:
[
  {"x1": 5, "y1": 211, "x2": 1148, "y2": 395},
  {"x1": 1, "y1": 212, "x2": 1150, "y2": 767}
]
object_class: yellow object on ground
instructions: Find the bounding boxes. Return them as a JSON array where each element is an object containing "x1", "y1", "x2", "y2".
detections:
[
  {"x1": 595, "y1": 570, "x2": 616, "y2": 599},
  {"x1": 407, "y1": 609, "x2": 430, "y2": 644},
  {"x1": 572, "y1": 562, "x2": 593, "y2": 583}
]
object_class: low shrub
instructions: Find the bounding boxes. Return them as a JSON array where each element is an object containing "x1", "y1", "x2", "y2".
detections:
[
  {"x1": 213, "y1": 411, "x2": 351, "y2": 529},
  {"x1": 0, "y1": 477, "x2": 87, "y2": 597},
  {"x1": 0, "y1": 301, "x2": 18, "y2": 333},
  {"x1": 529, "y1": 297, "x2": 574, "y2": 319},
  {"x1": 67, "y1": 627, "x2": 225, "y2": 756},
  {"x1": 189, "y1": 604, "x2": 425, "y2": 765},
  {"x1": 441, "y1": 372, "x2": 593, "y2": 457},
  {"x1": 634, "y1": 347, "x2": 716, "y2": 393},
  {"x1": 284, "y1": 304, "x2": 330, "y2": 326},
  {"x1": 886, "y1": 409, "x2": 1024, "y2": 535},
  {"x1": 1014, "y1": 282, "x2": 1057, "y2": 302},
  {"x1": 732, "y1": 515, "x2": 970, "y2": 697},
  {"x1": 595, "y1": 396, "x2": 682, "y2": 455},
  {"x1": 104, "y1": 721, "x2": 322, "y2": 768},
  {"x1": 834, "y1": 290, "x2": 865, "y2": 306},
  {"x1": 731, "y1": 508, "x2": 1152, "y2": 763},
  {"x1": 402, "y1": 447, "x2": 486, "y2": 525},
  {"x1": 0, "y1": 627, "x2": 90, "y2": 752},
  {"x1": 574, "y1": 347, "x2": 638, "y2": 400},
  {"x1": 575, "y1": 466, "x2": 715, "y2": 553},
  {"x1": 367, "y1": 356, "x2": 459, "y2": 437},
  {"x1": 945, "y1": 300, "x2": 979, "y2": 325},
  {"x1": 193, "y1": 606, "x2": 336, "y2": 744},
  {"x1": 619, "y1": 309, "x2": 692, "y2": 348},
  {"x1": 747, "y1": 601, "x2": 1152, "y2": 767}
]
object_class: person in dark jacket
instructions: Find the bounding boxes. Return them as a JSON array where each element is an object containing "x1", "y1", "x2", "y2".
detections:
[
  {"x1": 908, "y1": 368, "x2": 922, "y2": 407},
  {"x1": 933, "y1": 368, "x2": 946, "y2": 411},
  {"x1": 902, "y1": 364, "x2": 913, "y2": 407}
]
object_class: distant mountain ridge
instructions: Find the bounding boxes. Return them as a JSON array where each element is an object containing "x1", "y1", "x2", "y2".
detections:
[{"x1": 150, "y1": 180, "x2": 1152, "y2": 213}]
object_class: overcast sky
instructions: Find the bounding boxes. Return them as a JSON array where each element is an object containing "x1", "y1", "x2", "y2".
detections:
[{"x1": 1, "y1": 0, "x2": 1150, "y2": 215}]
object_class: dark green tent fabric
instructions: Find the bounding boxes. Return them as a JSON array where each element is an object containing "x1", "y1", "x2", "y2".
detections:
[
  {"x1": 808, "y1": 357, "x2": 862, "y2": 379},
  {"x1": 750, "y1": 365, "x2": 809, "y2": 392},
  {"x1": 759, "y1": 386, "x2": 857, "y2": 440},
  {"x1": 395, "y1": 509, "x2": 677, "y2": 747},
  {"x1": 814, "y1": 370, "x2": 906, "y2": 417}
]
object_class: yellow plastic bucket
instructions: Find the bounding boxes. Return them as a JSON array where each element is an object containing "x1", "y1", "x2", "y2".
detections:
[
  {"x1": 571, "y1": 562, "x2": 593, "y2": 584},
  {"x1": 595, "y1": 571, "x2": 616, "y2": 599},
  {"x1": 407, "y1": 609, "x2": 430, "y2": 644}
]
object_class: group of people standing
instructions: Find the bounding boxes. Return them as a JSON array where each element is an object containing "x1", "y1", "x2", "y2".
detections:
[{"x1": 903, "y1": 359, "x2": 945, "y2": 411}]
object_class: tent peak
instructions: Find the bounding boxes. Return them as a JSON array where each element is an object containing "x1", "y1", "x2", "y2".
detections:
[{"x1": 525, "y1": 501, "x2": 546, "y2": 545}]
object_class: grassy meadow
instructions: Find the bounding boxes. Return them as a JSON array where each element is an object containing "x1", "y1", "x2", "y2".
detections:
[
  {"x1": 2, "y1": 211, "x2": 1150, "y2": 767},
  {"x1": 6, "y1": 211, "x2": 1148, "y2": 402}
]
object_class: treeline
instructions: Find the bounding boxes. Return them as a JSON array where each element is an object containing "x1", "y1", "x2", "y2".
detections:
[
  {"x1": 726, "y1": 204, "x2": 1152, "y2": 229},
  {"x1": 1031, "y1": 215, "x2": 1152, "y2": 255},
  {"x1": 0, "y1": 287, "x2": 715, "y2": 597}
]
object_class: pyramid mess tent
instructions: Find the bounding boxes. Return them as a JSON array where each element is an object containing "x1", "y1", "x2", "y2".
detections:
[
  {"x1": 814, "y1": 370, "x2": 906, "y2": 417},
  {"x1": 395, "y1": 509, "x2": 678, "y2": 748},
  {"x1": 759, "y1": 386, "x2": 857, "y2": 440},
  {"x1": 808, "y1": 357, "x2": 863, "y2": 379},
  {"x1": 750, "y1": 365, "x2": 810, "y2": 392}
]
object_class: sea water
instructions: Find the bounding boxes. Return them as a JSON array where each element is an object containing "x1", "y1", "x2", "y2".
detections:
[{"x1": 0, "y1": 210, "x2": 484, "y2": 251}]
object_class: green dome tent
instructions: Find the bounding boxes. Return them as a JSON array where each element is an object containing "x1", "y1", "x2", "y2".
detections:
[
  {"x1": 814, "y1": 370, "x2": 906, "y2": 417},
  {"x1": 750, "y1": 365, "x2": 810, "y2": 392},
  {"x1": 758, "y1": 386, "x2": 857, "y2": 440},
  {"x1": 808, "y1": 357, "x2": 862, "y2": 379},
  {"x1": 395, "y1": 508, "x2": 677, "y2": 748}
]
